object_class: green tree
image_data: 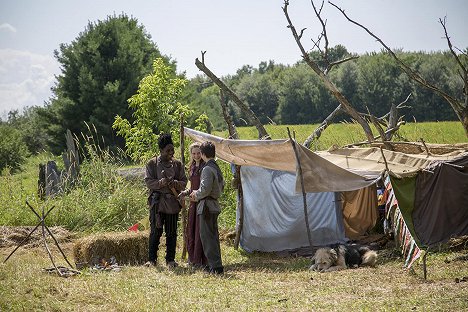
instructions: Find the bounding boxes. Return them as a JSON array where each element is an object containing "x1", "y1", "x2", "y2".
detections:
[
  {"x1": 5, "y1": 107, "x2": 50, "y2": 154},
  {"x1": 43, "y1": 14, "x2": 165, "y2": 154},
  {"x1": 0, "y1": 124, "x2": 29, "y2": 172},
  {"x1": 113, "y1": 58, "x2": 206, "y2": 161}
]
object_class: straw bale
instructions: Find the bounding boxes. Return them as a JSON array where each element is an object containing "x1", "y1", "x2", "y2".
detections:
[{"x1": 73, "y1": 231, "x2": 149, "y2": 267}]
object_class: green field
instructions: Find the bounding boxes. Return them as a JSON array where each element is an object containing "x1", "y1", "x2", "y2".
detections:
[{"x1": 1, "y1": 121, "x2": 467, "y2": 311}]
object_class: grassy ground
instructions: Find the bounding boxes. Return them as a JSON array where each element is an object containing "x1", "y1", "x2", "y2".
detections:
[
  {"x1": 1, "y1": 121, "x2": 467, "y2": 311},
  {"x1": 1, "y1": 239, "x2": 467, "y2": 311}
]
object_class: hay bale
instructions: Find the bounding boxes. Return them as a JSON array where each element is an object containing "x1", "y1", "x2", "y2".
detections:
[{"x1": 73, "y1": 231, "x2": 149, "y2": 268}]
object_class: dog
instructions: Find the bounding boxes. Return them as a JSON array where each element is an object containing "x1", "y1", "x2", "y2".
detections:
[{"x1": 309, "y1": 244, "x2": 377, "y2": 272}]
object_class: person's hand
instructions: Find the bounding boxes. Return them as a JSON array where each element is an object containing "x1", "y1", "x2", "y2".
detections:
[
  {"x1": 167, "y1": 179, "x2": 176, "y2": 189},
  {"x1": 177, "y1": 189, "x2": 188, "y2": 199},
  {"x1": 189, "y1": 191, "x2": 197, "y2": 202},
  {"x1": 159, "y1": 177, "x2": 169, "y2": 187}
]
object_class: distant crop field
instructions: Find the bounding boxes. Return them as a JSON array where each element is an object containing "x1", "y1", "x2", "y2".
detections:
[{"x1": 213, "y1": 121, "x2": 467, "y2": 150}]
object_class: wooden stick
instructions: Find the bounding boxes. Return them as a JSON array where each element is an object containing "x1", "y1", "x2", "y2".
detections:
[
  {"x1": 233, "y1": 165, "x2": 244, "y2": 250},
  {"x1": 195, "y1": 57, "x2": 270, "y2": 140},
  {"x1": 420, "y1": 138, "x2": 430, "y2": 156},
  {"x1": 40, "y1": 205, "x2": 63, "y2": 277},
  {"x1": 379, "y1": 146, "x2": 390, "y2": 173},
  {"x1": 287, "y1": 127, "x2": 313, "y2": 250},
  {"x1": 423, "y1": 247, "x2": 429, "y2": 280},
  {"x1": 180, "y1": 114, "x2": 188, "y2": 260},
  {"x1": 3, "y1": 204, "x2": 56, "y2": 263},
  {"x1": 25, "y1": 201, "x2": 74, "y2": 268}
]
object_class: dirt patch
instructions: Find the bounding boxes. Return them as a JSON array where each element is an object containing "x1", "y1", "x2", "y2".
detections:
[{"x1": 0, "y1": 226, "x2": 75, "y2": 248}]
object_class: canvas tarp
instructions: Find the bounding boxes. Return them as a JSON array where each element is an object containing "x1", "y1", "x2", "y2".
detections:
[
  {"x1": 239, "y1": 166, "x2": 347, "y2": 252},
  {"x1": 341, "y1": 184, "x2": 379, "y2": 240},
  {"x1": 412, "y1": 156, "x2": 468, "y2": 246},
  {"x1": 184, "y1": 127, "x2": 466, "y2": 192}
]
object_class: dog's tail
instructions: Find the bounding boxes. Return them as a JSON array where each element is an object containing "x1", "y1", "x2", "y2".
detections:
[{"x1": 361, "y1": 249, "x2": 378, "y2": 267}]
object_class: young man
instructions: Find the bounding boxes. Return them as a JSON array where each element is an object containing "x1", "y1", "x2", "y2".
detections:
[
  {"x1": 145, "y1": 133, "x2": 187, "y2": 268},
  {"x1": 190, "y1": 141, "x2": 224, "y2": 274}
]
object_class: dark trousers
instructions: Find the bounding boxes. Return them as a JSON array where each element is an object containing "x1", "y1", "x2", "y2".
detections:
[
  {"x1": 199, "y1": 212, "x2": 223, "y2": 269},
  {"x1": 149, "y1": 210, "x2": 179, "y2": 263}
]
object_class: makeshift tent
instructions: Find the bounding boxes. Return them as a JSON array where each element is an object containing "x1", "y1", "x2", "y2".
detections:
[{"x1": 184, "y1": 128, "x2": 468, "y2": 258}]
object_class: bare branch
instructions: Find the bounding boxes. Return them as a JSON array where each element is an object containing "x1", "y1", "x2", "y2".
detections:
[
  {"x1": 283, "y1": 0, "x2": 374, "y2": 142},
  {"x1": 310, "y1": 0, "x2": 329, "y2": 60},
  {"x1": 327, "y1": 56, "x2": 359, "y2": 72},
  {"x1": 201, "y1": 51, "x2": 206, "y2": 64},
  {"x1": 439, "y1": 17, "x2": 468, "y2": 76},
  {"x1": 329, "y1": 1, "x2": 465, "y2": 118},
  {"x1": 219, "y1": 89, "x2": 239, "y2": 140},
  {"x1": 299, "y1": 27, "x2": 307, "y2": 40},
  {"x1": 195, "y1": 57, "x2": 270, "y2": 139},
  {"x1": 303, "y1": 104, "x2": 342, "y2": 148}
]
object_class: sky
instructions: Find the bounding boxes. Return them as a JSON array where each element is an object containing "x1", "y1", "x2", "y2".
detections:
[{"x1": 1, "y1": 0, "x2": 467, "y2": 118}]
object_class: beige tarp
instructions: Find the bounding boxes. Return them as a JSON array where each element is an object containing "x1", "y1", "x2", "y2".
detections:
[
  {"x1": 341, "y1": 185, "x2": 378, "y2": 239},
  {"x1": 184, "y1": 127, "x2": 467, "y2": 193}
]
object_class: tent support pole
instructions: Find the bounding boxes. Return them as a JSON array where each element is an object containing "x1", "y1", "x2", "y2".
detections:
[
  {"x1": 423, "y1": 247, "x2": 429, "y2": 280},
  {"x1": 180, "y1": 114, "x2": 188, "y2": 260},
  {"x1": 218, "y1": 88, "x2": 244, "y2": 249},
  {"x1": 380, "y1": 146, "x2": 390, "y2": 172},
  {"x1": 287, "y1": 127, "x2": 313, "y2": 250},
  {"x1": 234, "y1": 165, "x2": 244, "y2": 250}
]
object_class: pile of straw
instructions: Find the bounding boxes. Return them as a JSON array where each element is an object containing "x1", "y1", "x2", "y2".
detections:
[{"x1": 73, "y1": 231, "x2": 149, "y2": 268}]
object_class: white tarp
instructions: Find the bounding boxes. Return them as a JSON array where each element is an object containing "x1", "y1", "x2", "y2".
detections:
[{"x1": 239, "y1": 166, "x2": 346, "y2": 252}]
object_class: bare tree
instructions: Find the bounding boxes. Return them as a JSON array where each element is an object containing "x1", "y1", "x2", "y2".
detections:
[
  {"x1": 330, "y1": 1, "x2": 468, "y2": 137},
  {"x1": 195, "y1": 52, "x2": 270, "y2": 140},
  {"x1": 283, "y1": 0, "x2": 375, "y2": 146}
]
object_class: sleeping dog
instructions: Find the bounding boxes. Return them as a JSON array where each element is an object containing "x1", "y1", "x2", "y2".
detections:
[{"x1": 310, "y1": 244, "x2": 377, "y2": 272}]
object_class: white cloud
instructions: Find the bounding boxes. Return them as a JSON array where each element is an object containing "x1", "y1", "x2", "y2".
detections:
[
  {"x1": 0, "y1": 49, "x2": 60, "y2": 117},
  {"x1": 0, "y1": 23, "x2": 17, "y2": 33}
]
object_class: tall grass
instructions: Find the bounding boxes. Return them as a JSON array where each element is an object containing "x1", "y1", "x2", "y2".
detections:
[{"x1": 0, "y1": 135, "x2": 147, "y2": 232}]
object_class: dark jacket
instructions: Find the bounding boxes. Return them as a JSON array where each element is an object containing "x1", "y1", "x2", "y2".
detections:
[{"x1": 145, "y1": 156, "x2": 187, "y2": 214}]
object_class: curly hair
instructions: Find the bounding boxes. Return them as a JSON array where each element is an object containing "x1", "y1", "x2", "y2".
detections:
[{"x1": 158, "y1": 133, "x2": 174, "y2": 150}]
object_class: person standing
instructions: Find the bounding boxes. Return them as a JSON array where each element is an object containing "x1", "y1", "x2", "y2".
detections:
[
  {"x1": 190, "y1": 141, "x2": 224, "y2": 274},
  {"x1": 179, "y1": 143, "x2": 207, "y2": 268},
  {"x1": 145, "y1": 133, "x2": 187, "y2": 268}
]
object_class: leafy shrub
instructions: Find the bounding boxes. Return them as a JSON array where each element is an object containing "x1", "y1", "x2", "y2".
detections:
[{"x1": 0, "y1": 124, "x2": 29, "y2": 173}]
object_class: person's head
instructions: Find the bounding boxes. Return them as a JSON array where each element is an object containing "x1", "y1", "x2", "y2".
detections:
[
  {"x1": 189, "y1": 143, "x2": 202, "y2": 165},
  {"x1": 200, "y1": 141, "x2": 215, "y2": 161},
  {"x1": 158, "y1": 133, "x2": 174, "y2": 161}
]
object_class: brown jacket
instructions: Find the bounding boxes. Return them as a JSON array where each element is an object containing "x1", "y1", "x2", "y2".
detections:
[{"x1": 145, "y1": 156, "x2": 187, "y2": 214}]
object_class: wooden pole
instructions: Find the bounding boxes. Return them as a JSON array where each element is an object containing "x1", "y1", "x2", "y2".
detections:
[
  {"x1": 179, "y1": 114, "x2": 188, "y2": 260},
  {"x1": 40, "y1": 204, "x2": 63, "y2": 277},
  {"x1": 287, "y1": 127, "x2": 313, "y2": 250},
  {"x1": 233, "y1": 165, "x2": 244, "y2": 250},
  {"x1": 3, "y1": 204, "x2": 56, "y2": 264},
  {"x1": 218, "y1": 88, "x2": 244, "y2": 250},
  {"x1": 25, "y1": 201, "x2": 74, "y2": 268},
  {"x1": 423, "y1": 247, "x2": 429, "y2": 280}
]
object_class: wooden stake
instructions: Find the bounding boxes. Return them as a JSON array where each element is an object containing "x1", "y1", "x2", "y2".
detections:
[
  {"x1": 180, "y1": 114, "x2": 188, "y2": 260},
  {"x1": 233, "y1": 165, "x2": 244, "y2": 250},
  {"x1": 287, "y1": 127, "x2": 313, "y2": 250}
]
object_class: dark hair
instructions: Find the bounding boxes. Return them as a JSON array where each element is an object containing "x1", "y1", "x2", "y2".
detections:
[
  {"x1": 200, "y1": 141, "x2": 215, "y2": 158},
  {"x1": 158, "y1": 133, "x2": 174, "y2": 150}
]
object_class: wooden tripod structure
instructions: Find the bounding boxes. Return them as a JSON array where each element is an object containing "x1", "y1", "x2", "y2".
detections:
[{"x1": 3, "y1": 201, "x2": 76, "y2": 277}]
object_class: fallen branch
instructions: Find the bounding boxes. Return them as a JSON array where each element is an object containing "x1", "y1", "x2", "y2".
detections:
[{"x1": 195, "y1": 55, "x2": 270, "y2": 140}]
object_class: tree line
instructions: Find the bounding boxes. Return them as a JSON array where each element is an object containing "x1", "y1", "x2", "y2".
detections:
[
  {"x1": 187, "y1": 46, "x2": 462, "y2": 130},
  {"x1": 0, "y1": 14, "x2": 465, "y2": 171}
]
